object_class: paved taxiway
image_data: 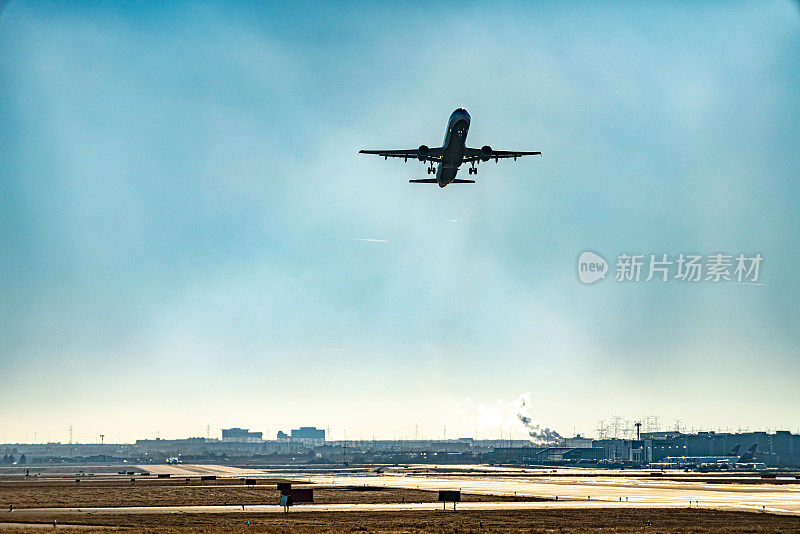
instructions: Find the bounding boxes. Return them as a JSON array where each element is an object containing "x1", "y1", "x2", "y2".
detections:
[
  {"x1": 137, "y1": 464, "x2": 800, "y2": 515},
  {"x1": 304, "y1": 473, "x2": 800, "y2": 515}
]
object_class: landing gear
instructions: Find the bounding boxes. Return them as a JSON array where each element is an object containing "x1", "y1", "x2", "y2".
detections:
[
  {"x1": 468, "y1": 166, "x2": 477, "y2": 175},
  {"x1": 427, "y1": 166, "x2": 435, "y2": 174}
]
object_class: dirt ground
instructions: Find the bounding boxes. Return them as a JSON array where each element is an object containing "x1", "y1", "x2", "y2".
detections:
[
  {"x1": 0, "y1": 479, "x2": 547, "y2": 508},
  {"x1": 2, "y1": 508, "x2": 800, "y2": 533}
]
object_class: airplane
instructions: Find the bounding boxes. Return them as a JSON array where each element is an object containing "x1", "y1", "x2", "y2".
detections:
[
  {"x1": 651, "y1": 444, "x2": 762, "y2": 471},
  {"x1": 736, "y1": 444, "x2": 758, "y2": 464},
  {"x1": 359, "y1": 108, "x2": 541, "y2": 187}
]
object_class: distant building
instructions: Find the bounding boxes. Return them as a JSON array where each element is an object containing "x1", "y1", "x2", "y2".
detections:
[
  {"x1": 564, "y1": 435, "x2": 593, "y2": 448},
  {"x1": 274, "y1": 427, "x2": 325, "y2": 444},
  {"x1": 594, "y1": 439, "x2": 645, "y2": 462},
  {"x1": 221, "y1": 428, "x2": 263, "y2": 442},
  {"x1": 484, "y1": 446, "x2": 604, "y2": 464}
]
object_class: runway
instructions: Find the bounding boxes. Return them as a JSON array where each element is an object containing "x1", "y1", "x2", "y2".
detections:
[{"x1": 304, "y1": 473, "x2": 800, "y2": 515}]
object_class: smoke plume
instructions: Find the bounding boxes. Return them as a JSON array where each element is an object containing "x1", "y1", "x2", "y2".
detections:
[
  {"x1": 513, "y1": 392, "x2": 563, "y2": 446},
  {"x1": 456, "y1": 391, "x2": 562, "y2": 446}
]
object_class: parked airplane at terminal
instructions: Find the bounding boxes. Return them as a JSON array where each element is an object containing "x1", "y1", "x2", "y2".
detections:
[
  {"x1": 651, "y1": 444, "x2": 763, "y2": 471},
  {"x1": 359, "y1": 108, "x2": 541, "y2": 187}
]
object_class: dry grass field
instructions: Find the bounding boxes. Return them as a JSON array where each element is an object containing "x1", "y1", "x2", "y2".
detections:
[
  {"x1": 3, "y1": 508, "x2": 800, "y2": 533},
  {"x1": 0, "y1": 478, "x2": 549, "y2": 508}
]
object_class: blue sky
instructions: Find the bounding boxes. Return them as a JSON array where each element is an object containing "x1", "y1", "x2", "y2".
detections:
[{"x1": 1, "y1": 1, "x2": 799, "y2": 443}]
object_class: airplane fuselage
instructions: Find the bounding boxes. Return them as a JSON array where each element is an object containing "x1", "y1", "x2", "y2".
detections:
[
  {"x1": 359, "y1": 108, "x2": 540, "y2": 186},
  {"x1": 436, "y1": 109, "x2": 471, "y2": 187}
]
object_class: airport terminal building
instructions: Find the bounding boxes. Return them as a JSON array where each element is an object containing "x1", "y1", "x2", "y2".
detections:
[{"x1": 3, "y1": 429, "x2": 800, "y2": 468}]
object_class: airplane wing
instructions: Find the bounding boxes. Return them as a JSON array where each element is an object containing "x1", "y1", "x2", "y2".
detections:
[
  {"x1": 463, "y1": 147, "x2": 541, "y2": 163},
  {"x1": 359, "y1": 147, "x2": 443, "y2": 163}
]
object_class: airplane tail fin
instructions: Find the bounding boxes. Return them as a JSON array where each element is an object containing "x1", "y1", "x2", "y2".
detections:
[
  {"x1": 727, "y1": 444, "x2": 741, "y2": 456},
  {"x1": 738, "y1": 444, "x2": 758, "y2": 462}
]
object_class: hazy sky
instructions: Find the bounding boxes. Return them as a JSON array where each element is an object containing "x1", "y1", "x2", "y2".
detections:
[{"x1": 1, "y1": 1, "x2": 799, "y2": 443}]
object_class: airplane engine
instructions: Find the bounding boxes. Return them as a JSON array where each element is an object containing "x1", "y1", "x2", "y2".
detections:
[
  {"x1": 480, "y1": 145, "x2": 493, "y2": 161},
  {"x1": 417, "y1": 145, "x2": 429, "y2": 161}
]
